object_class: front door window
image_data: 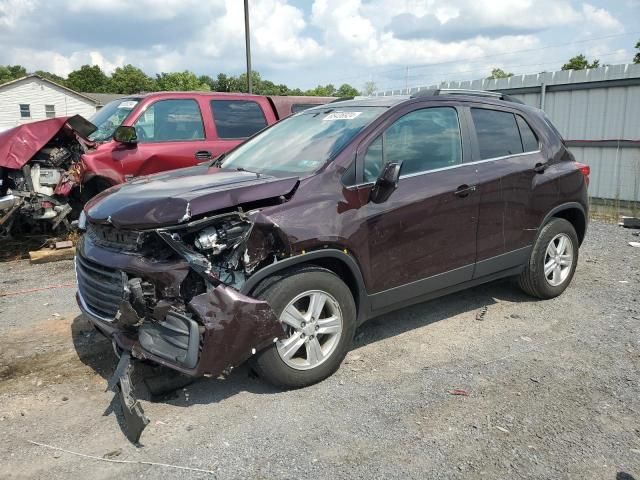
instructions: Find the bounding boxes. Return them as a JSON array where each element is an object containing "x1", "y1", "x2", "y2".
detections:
[{"x1": 134, "y1": 99, "x2": 205, "y2": 142}]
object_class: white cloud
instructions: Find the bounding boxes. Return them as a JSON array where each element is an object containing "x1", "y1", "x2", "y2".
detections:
[
  {"x1": 0, "y1": 0, "x2": 632, "y2": 89},
  {"x1": 581, "y1": 3, "x2": 624, "y2": 31}
]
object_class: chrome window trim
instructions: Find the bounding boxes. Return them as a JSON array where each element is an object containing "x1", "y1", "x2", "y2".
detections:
[
  {"x1": 399, "y1": 149, "x2": 541, "y2": 179},
  {"x1": 346, "y1": 149, "x2": 541, "y2": 188}
]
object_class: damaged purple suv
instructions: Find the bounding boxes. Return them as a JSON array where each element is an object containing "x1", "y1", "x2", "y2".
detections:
[{"x1": 77, "y1": 89, "x2": 589, "y2": 440}]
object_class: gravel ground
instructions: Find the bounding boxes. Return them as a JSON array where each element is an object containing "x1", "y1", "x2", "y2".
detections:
[{"x1": 0, "y1": 220, "x2": 639, "y2": 479}]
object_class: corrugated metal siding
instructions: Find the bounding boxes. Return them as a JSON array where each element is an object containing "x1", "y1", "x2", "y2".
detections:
[
  {"x1": 0, "y1": 78, "x2": 97, "y2": 132},
  {"x1": 377, "y1": 64, "x2": 640, "y2": 202}
]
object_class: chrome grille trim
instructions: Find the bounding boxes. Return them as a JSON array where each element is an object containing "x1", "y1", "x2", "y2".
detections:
[{"x1": 75, "y1": 253, "x2": 125, "y2": 322}]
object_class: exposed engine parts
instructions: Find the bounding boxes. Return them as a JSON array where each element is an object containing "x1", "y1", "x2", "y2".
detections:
[{"x1": 0, "y1": 118, "x2": 93, "y2": 237}]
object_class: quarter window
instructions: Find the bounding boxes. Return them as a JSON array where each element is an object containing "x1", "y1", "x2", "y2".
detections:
[
  {"x1": 133, "y1": 99, "x2": 204, "y2": 143},
  {"x1": 516, "y1": 115, "x2": 539, "y2": 152},
  {"x1": 363, "y1": 107, "x2": 462, "y2": 182},
  {"x1": 471, "y1": 108, "x2": 523, "y2": 159},
  {"x1": 211, "y1": 100, "x2": 267, "y2": 139},
  {"x1": 45, "y1": 104, "x2": 55, "y2": 118},
  {"x1": 19, "y1": 104, "x2": 30, "y2": 118}
]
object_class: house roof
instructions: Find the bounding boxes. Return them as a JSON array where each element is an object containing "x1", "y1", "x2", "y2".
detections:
[
  {"x1": 0, "y1": 74, "x2": 100, "y2": 105},
  {"x1": 80, "y1": 92, "x2": 127, "y2": 106}
]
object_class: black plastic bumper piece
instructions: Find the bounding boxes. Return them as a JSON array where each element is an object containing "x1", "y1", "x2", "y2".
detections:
[
  {"x1": 106, "y1": 351, "x2": 149, "y2": 443},
  {"x1": 138, "y1": 309, "x2": 200, "y2": 369}
]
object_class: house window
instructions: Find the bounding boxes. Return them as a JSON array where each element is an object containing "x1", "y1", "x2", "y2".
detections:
[
  {"x1": 19, "y1": 104, "x2": 31, "y2": 118},
  {"x1": 45, "y1": 105, "x2": 55, "y2": 118}
]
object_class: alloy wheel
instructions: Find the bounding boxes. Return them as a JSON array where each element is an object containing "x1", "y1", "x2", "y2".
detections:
[{"x1": 276, "y1": 290, "x2": 343, "y2": 370}]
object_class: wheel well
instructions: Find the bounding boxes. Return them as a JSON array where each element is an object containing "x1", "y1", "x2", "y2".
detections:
[
  {"x1": 552, "y1": 208, "x2": 586, "y2": 245},
  {"x1": 250, "y1": 257, "x2": 363, "y2": 317}
]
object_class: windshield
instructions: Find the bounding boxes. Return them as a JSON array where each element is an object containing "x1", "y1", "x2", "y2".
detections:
[
  {"x1": 220, "y1": 106, "x2": 386, "y2": 177},
  {"x1": 88, "y1": 98, "x2": 140, "y2": 141}
]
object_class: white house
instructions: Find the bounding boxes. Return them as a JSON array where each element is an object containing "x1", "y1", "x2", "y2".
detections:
[{"x1": 0, "y1": 75, "x2": 100, "y2": 132}]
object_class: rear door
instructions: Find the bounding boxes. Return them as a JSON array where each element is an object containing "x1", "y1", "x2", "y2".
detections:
[
  {"x1": 466, "y1": 105, "x2": 546, "y2": 277},
  {"x1": 114, "y1": 97, "x2": 208, "y2": 177},
  {"x1": 356, "y1": 104, "x2": 480, "y2": 310}
]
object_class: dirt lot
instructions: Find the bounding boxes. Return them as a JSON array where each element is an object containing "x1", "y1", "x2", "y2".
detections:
[{"x1": 0, "y1": 220, "x2": 639, "y2": 479}]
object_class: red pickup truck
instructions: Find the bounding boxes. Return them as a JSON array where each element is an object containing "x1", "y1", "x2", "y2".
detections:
[{"x1": 0, "y1": 92, "x2": 334, "y2": 235}]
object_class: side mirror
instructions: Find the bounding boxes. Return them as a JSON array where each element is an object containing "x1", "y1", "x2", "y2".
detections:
[
  {"x1": 369, "y1": 162, "x2": 401, "y2": 204},
  {"x1": 113, "y1": 125, "x2": 138, "y2": 145}
]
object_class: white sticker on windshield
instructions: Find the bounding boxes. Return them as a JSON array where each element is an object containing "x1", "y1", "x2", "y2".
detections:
[
  {"x1": 323, "y1": 111, "x2": 362, "y2": 121},
  {"x1": 118, "y1": 100, "x2": 138, "y2": 109}
]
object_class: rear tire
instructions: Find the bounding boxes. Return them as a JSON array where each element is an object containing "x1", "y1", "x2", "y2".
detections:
[
  {"x1": 518, "y1": 217, "x2": 579, "y2": 299},
  {"x1": 251, "y1": 267, "x2": 356, "y2": 389}
]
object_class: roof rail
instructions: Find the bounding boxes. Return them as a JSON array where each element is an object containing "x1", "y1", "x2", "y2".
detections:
[{"x1": 410, "y1": 88, "x2": 524, "y2": 104}]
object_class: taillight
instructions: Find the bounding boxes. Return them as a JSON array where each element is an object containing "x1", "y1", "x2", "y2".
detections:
[{"x1": 575, "y1": 162, "x2": 590, "y2": 186}]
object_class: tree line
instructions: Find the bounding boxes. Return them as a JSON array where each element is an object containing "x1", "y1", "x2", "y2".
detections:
[
  {"x1": 0, "y1": 63, "x2": 361, "y2": 97},
  {"x1": 2, "y1": 39, "x2": 638, "y2": 93}
]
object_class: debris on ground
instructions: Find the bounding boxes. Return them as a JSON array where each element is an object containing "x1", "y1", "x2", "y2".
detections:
[
  {"x1": 476, "y1": 306, "x2": 488, "y2": 321},
  {"x1": 54, "y1": 240, "x2": 73, "y2": 250},
  {"x1": 629, "y1": 242, "x2": 640, "y2": 248},
  {"x1": 448, "y1": 389, "x2": 470, "y2": 396},
  {"x1": 619, "y1": 216, "x2": 640, "y2": 229},
  {"x1": 28, "y1": 247, "x2": 76, "y2": 264}
]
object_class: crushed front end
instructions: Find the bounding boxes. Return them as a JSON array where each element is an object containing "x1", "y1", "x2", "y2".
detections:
[
  {"x1": 76, "y1": 210, "x2": 288, "y2": 377},
  {"x1": 76, "y1": 210, "x2": 289, "y2": 441}
]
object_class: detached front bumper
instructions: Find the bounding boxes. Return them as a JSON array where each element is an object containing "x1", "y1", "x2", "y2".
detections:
[{"x1": 75, "y1": 235, "x2": 282, "y2": 378}]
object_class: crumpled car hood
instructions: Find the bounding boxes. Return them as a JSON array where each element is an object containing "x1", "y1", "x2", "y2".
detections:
[
  {"x1": 0, "y1": 115, "x2": 96, "y2": 170},
  {"x1": 85, "y1": 164, "x2": 299, "y2": 229}
]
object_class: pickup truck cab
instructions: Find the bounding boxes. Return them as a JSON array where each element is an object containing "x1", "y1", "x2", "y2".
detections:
[{"x1": 81, "y1": 92, "x2": 335, "y2": 193}]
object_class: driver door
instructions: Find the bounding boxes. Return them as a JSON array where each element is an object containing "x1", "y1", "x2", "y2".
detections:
[
  {"x1": 357, "y1": 105, "x2": 480, "y2": 310},
  {"x1": 112, "y1": 98, "x2": 208, "y2": 178}
]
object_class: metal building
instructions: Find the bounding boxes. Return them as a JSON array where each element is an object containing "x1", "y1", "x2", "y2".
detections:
[{"x1": 376, "y1": 63, "x2": 640, "y2": 205}]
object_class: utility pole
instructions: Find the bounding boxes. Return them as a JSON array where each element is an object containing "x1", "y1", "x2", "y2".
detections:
[{"x1": 244, "y1": 0, "x2": 252, "y2": 94}]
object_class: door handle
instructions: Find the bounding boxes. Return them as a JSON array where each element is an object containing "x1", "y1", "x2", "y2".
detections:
[
  {"x1": 534, "y1": 162, "x2": 549, "y2": 173},
  {"x1": 454, "y1": 184, "x2": 477, "y2": 198},
  {"x1": 195, "y1": 150, "x2": 213, "y2": 160}
]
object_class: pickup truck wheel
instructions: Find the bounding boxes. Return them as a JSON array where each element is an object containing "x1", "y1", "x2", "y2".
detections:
[
  {"x1": 518, "y1": 218, "x2": 579, "y2": 299},
  {"x1": 252, "y1": 267, "x2": 356, "y2": 389}
]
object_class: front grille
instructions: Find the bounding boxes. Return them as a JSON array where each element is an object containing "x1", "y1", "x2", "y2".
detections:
[
  {"x1": 86, "y1": 223, "x2": 145, "y2": 252},
  {"x1": 75, "y1": 253, "x2": 125, "y2": 321}
]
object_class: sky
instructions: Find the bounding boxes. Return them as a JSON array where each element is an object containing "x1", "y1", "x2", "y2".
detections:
[{"x1": 0, "y1": 0, "x2": 638, "y2": 92}]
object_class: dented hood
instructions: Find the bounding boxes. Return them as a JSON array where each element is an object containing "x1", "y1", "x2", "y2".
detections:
[
  {"x1": 85, "y1": 164, "x2": 299, "y2": 229},
  {"x1": 0, "y1": 115, "x2": 97, "y2": 170}
]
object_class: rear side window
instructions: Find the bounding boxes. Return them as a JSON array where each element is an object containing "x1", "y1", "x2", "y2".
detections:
[
  {"x1": 516, "y1": 115, "x2": 539, "y2": 152},
  {"x1": 363, "y1": 107, "x2": 462, "y2": 181},
  {"x1": 211, "y1": 100, "x2": 268, "y2": 139},
  {"x1": 471, "y1": 108, "x2": 523, "y2": 159}
]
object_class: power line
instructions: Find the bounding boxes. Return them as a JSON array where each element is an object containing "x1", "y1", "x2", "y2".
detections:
[
  {"x1": 327, "y1": 30, "x2": 640, "y2": 85},
  {"x1": 375, "y1": 50, "x2": 629, "y2": 93}
]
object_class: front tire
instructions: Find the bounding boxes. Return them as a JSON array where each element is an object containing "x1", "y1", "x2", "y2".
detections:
[
  {"x1": 518, "y1": 218, "x2": 579, "y2": 299},
  {"x1": 252, "y1": 267, "x2": 356, "y2": 389}
]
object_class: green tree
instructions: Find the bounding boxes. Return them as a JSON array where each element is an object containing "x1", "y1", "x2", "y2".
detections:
[
  {"x1": 305, "y1": 84, "x2": 336, "y2": 96},
  {"x1": 336, "y1": 83, "x2": 359, "y2": 97},
  {"x1": 634, "y1": 39, "x2": 640, "y2": 64},
  {"x1": 488, "y1": 68, "x2": 514, "y2": 79},
  {"x1": 108, "y1": 65, "x2": 156, "y2": 94},
  {"x1": 213, "y1": 73, "x2": 231, "y2": 92},
  {"x1": 361, "y1": 81, "x2": 376, "y2": 96},
  {"x1": 0, "y1": 64, "x2": 27, "y2": 84},
  {"x1": 561, "y1": 54, "x2": 600, "y2": 71},
  {"x1": 33, "y1": 70, "x2": 67, "y2": 86},
  {"x1": 156, "y1": 71, "x2": 211, "y2": 91},
  {"x1": 66, "y1": 64, "x2": 109, "y2": 92}
]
